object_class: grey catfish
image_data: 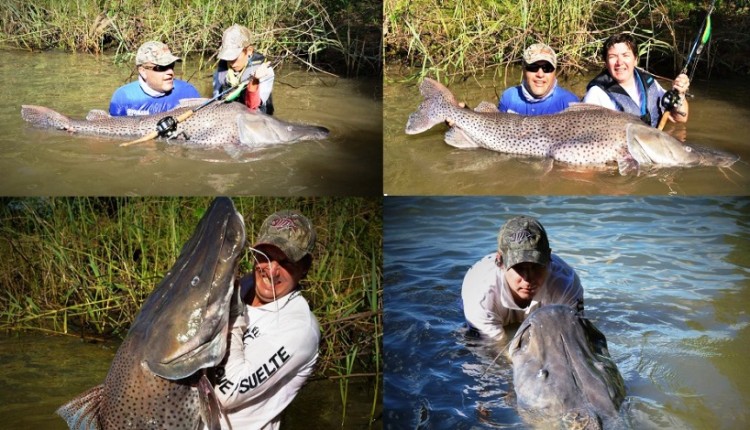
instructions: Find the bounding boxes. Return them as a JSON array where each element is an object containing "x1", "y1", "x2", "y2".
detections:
[
  {"x1": 57, "y1": 197, "x2": 246, "y2": 429},
  {"x1": 405, "y1": 78, "x2": 738, "y2": 174},
  {"x1": 509, "y1": 305, "x2": 626, "y2": 430},
  {"x1": 21, "y1": 101, "x2": 329, "y2": 149}
]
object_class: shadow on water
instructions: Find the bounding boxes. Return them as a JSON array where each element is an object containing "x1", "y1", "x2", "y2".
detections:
[
  {"x1": 0, "y1": 49, "x2": 383, "y2": 196},
  {"x1": 384, "y1": 67, "x2": 750, "y2": 195},
  {"x1": 0, "y1": 334, "x2": 381, "y2": 429},
  {"x1": 383, "y1": 197, "x2": 750, "y2": 430}
]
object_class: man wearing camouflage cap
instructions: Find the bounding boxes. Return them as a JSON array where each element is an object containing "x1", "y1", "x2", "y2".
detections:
[
  {"x1": 212, "y1": 24, "x2": 275, "y2": 115},
  {"x1": 208, "y1": 210, "x2": 319, "y2": 429},
  {"x1": 497, "y1": 43, "x2": 579, "y2": 115},
  {"x1": 109, "y1": 41, "x2": 200, "y2": 116},
  {"x1": 462, "y1": 215, "x2": 584, "y2": 341}
]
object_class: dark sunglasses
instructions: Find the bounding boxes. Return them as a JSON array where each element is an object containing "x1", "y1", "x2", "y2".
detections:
[
  {"x1": 143, "y1": 62, "x2": 175, "y2": 72},
  {"x1": 525, "y1": 63, "x2": 555, "y2": 73}
]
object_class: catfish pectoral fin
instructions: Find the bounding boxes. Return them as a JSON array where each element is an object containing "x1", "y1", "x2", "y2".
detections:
[
  {"x1": 198, "y1": 373, "x2": 225, "y2": 430},
  {"x1": 56, "y1": 383, "x2": 104, "y2": 430}
]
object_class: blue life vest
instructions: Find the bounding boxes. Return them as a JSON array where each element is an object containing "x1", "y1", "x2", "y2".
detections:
[
  {"x1": 109, "y1": 79, "x2": 200, "y2": 116},
  {"x1": 213, "y1": 52, "x2": 274, "y2": 115},
  {"x1": 586, "y1": 69, "x2": 663, "y2": 127}
]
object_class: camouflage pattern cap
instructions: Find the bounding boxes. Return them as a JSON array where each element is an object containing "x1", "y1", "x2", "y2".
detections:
[
  {"x1": 218, "y1": 24, "x2": 253, "y2": 61},
  {"x1": 523, "y1": 43, "x2": 557, "y2": 69},
  {"x1": 497, "y1": 216, "x2": 551, "y2": 268},
  {"x1": 135, "y1": 41, "x2": 181, "y2": 66},
  {"x1": 254, "y1": 210, "x2": 316, "y2": 263}
]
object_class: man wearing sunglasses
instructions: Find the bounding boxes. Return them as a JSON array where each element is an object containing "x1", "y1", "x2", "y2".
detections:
[
  {"x1": 498, "y1": 43, "x2": 579, "y2": 116},
  {"x1": 109, "y1": 41, "x2": 200, "y2": 116}
]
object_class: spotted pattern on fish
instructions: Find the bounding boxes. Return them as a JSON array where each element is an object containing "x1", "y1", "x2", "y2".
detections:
[
  {"x1": 406, "y1": 78, "x2": 738, "y2": 174},
  {"x1": 56, "y1": 197, "x2": 245, "y2": 430},
  {"x1": 21, "y1": 102, "x2": 329, "y2": 149}
]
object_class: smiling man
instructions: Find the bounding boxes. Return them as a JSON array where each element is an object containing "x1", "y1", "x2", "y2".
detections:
[
  {"x1": 461, "y1": 215, "x2": 584, "y2": 341},
  {"x1": 498, "y1": 43, "x2": 579, "y2": 115},
  {"x1": 109, "y1": 41, "x2": 200, "y2": 116},
  {"x1": 583, "y1": 33, "x2": 690, "y2": 127},
  {"x1": 209, "y1": 210, "x2": 320, "y2": 430}
]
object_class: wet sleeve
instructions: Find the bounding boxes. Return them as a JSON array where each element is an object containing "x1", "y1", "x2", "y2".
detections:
[
  {"x1": 257, "y1": 71, "x2": 274, "y2": 104},
  {"x1": 581, "y1": 86, "x2": 616, "y2": 111},
  {"x1": 109, "y1": 89, "x2": 127, "y2": 116},
  {"x1": 547, "y1": 258, "x2": 585, "y2": 315},
  {"x1": 212, "y1": 70, "x2": 222, "y2": 98},
  {"x1": 213, "y1": 317, "x2": 318, "y2": 410},
  {"x1": 461, "y1": 257, "x2": 507, "y2": 341}
]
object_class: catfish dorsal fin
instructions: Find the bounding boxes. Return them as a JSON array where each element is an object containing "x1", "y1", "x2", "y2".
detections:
[
  {"x1": 563, "y1": 102, "x2": 609, "y2": 112},
  {"x1": 56, "y1": 384, "x2": 105, "y2": 430},
  {"x1": 474, "y1": 101, "x2": 500, "y2": 113}
]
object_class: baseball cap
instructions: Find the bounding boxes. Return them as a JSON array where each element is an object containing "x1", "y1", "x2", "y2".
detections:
[
  {"x1": 253, "y1": 210, "x2": 316, "y2": 263},
  {"x1": 523, "y1": 43, "x2": 557, "y2": 69},
  {"x1": 497, "y1": 216, "x2": 551, "y2": 268},
  {"x1": 218, "y1": 24, "x2": 252, "y2": 61},
  {"x1": 135, "y1": 41, "x2": 181, "y2": 66}
]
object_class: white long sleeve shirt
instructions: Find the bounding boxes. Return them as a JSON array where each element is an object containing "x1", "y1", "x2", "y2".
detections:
[
  {"x1": 462, "y1": 253, "x2": 583, "y2": 340},
  {"x1": 207, "y1": 290, "x2": 320, "y2": 430}
]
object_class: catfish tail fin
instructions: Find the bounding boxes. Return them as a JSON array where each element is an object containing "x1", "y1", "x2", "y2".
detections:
[
  {"x1": 405, "y1": 78, "x2": 458, "y2": 134},
  {"x1": 21, "y1": 105, "x2": 73, "y2": 130}
]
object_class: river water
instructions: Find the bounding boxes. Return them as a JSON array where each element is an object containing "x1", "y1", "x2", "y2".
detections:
[
  {"x1": 384, "y1": 67, "x2": 750, "y2": 195},
  {"x1": 0, "y1": 333, "x2": 379, "y2": 429},
  {"x1": 383, "y1": 196, "x2": 750, "y2": 429},
  {"x1": 0, "y1": 49, "x2": 383, "y2": 196}
]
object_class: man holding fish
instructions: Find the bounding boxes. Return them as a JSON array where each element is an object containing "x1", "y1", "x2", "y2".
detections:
[
  {"x1": 462, "y1": 216, "x2": 584, "y2": 341},
  {"x1": 208, "y1": 210, "x2": 320, "y2": 430}
]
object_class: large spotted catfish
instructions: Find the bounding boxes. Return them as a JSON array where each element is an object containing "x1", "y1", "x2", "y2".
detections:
[
  {"x1": 405, "y1": 78, "x2": 738, "y2": 175},
  {"x1": 21, "y1": 100, "x2": 329, "y2": 149},
  {"x1": 57, "y1": 197, "x2": 246, "y2": 429}
]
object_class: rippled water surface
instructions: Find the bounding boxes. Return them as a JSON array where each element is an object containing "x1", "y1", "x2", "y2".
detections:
[
  {"x1": 0, "y1": 49, "x2": 382, "y2": 195},
  {"x1": 384, "y1": 68, "x2": 750, "y2": 195},
  {"x1": 384, "y1": 197, "x2": 750, "y2": 429}
]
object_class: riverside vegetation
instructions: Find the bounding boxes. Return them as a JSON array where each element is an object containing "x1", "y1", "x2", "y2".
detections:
[
  {"x1": 384, "y1": 0, "x2": 750, "y2": 81},
  {"x1": 0, "y1": 0, "x2": 381, "y2": 77},
  {"x1": 0, "y1": 197, "x2": 382, "y2": 425}
]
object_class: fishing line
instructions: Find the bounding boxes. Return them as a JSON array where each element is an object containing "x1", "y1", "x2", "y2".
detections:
[{"x1": 247, "y1": 246, "x2": 281, "y2": 316}]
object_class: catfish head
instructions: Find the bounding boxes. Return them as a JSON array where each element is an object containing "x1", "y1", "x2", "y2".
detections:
[
  {"x1": 509, "y1": 305, "x2": 626, "y2": 429},
  {"x1": 134, "y1": 197, "x2": 246, "y2": 380}
]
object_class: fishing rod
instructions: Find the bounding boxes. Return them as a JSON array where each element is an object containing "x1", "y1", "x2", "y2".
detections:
[
  {"x1": 658, "y1": 0, "x2": 716, "y2": 130},
  {"x1": 120, "y1": 62, "x2": 270, "y2": 147}
]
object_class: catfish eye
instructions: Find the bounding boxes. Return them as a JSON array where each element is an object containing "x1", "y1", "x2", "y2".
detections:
[{"x1": 537, "y1": 369, "x2": 548, "y2": 379}]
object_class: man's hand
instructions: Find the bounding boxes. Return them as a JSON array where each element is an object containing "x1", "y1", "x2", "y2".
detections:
[{"x1": 672, "y1": 73, "x2": 690, "y2": 96}]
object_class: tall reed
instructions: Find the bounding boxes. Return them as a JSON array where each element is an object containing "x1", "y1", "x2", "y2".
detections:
[
  {"x1": 0, "y1": 197, "x2": 383, "y2": 400},
  {"x1": 384, "y1": 0, "x2": 728, "y2": 81},
  {"x1": 0, "y1": 0, "x2": 381, "y2": 77}
]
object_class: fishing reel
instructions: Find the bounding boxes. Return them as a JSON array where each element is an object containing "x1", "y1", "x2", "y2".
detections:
[
  {"x1": 156, "y1": 116, "x2": 178, "y2": 138},
  {"x1": 660, "y1": 89, "x2": 683, "y2": 112}
]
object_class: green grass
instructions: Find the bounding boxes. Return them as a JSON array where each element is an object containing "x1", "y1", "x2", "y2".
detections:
[
  {"x1": 0, "y1": 0, "x2": 382, "y2": 77},
  {"x1": 0, "y1": 197, "x2": 382, "y2": 422},
  {"x1": 384, "y1": 0, "x2": 749, "y2": 81}
]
